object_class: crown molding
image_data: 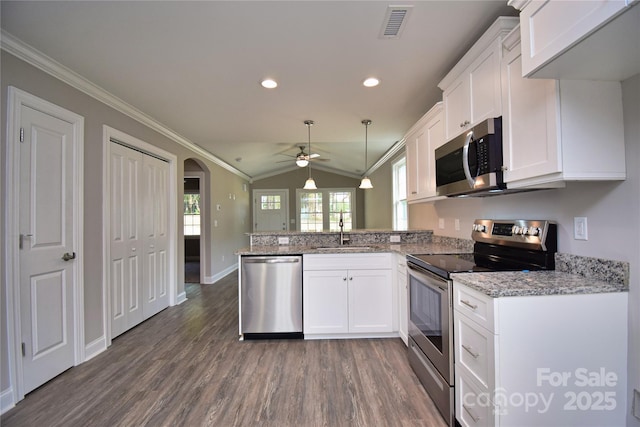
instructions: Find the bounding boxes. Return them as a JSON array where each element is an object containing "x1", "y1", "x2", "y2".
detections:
[
  {"x1": 364, "y1": 138, "x2": 406, "y2": 177},
  {"x1": 1, "y1": 29, "x2": 251, "y2": 181}
]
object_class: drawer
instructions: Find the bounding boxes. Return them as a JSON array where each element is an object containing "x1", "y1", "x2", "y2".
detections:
[
  {"x1": 455, "y1": 312, "x2": 495, "y2": 392},
  {"x1": 456, "y1": 369, "x2": 495, "y2": 427},
  {"x1": 453, "y1": 282, "x2": 494, "y2": 332},
  {"x1": 303, "y1": 253, "x2": 392, "y2": 270}
]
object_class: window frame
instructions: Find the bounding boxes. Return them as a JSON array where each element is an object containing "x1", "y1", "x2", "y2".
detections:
[
  {"x1": 295, "y1": 187, "x2": 357, "y2": 231},
  {"x1": 392, "y1": 157, "x2": 408, "y2": 231}
]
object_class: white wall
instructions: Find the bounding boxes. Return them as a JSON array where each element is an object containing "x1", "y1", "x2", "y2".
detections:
[{"x1": 410, "y1": 73, "x2": 640, "y2": 426}]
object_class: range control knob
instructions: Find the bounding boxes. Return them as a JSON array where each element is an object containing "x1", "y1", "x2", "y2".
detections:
[
  {"x1": 472, "y1": 224, "x2": 487, "y2": 233},
  {"x1": 527, "y1": 227, "x2": 540, "y2": 236}
]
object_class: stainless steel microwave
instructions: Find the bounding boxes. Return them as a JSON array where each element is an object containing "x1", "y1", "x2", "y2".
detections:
[{"x1": 435, "y1": 117, "x2": 505, "y2": 197}]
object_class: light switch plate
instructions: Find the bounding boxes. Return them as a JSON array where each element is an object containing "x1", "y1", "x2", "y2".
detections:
[
  {"x1": 390, "y1": 235, "x2": 401, "y2": 243},
  {"x1": 454, "y1": 219, "x2": 460, "y2": 231},
  {"x1": 438, "y1": 218, "x2": 445, "y2": 229},
  {"x1": 574, "y1": 217, "x2": 588, "y2": 240}
]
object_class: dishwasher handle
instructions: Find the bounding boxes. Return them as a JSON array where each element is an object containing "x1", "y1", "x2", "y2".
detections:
[{"x1": 242, "y1": 257, "x2": 300, "y2": 264}]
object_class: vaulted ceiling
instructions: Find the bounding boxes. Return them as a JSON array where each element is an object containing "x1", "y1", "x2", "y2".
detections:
[{"x1": 1, "y1": 1, "x2": 516, "y2": 180}]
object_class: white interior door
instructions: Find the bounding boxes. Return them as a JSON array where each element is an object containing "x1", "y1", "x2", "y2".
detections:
[
  {"x1": 109, "y1": 143, "x2": 143, "y2": 338},
  {"x1": 142, "y1": 155, "x2": 170, "y2": 318},
  {"x1": 19, "y1": 105, "x2": 76, "y2": 394},
  {"x1": 253, "y1": 189, "x2": 289, "y2": 231},
  {"x1": 109, "y1": 142, "x2": 170, "y2": 338}
]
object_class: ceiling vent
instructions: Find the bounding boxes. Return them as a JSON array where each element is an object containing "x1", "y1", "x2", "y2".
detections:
[{"x1": 379, "y1": 5, "x2": 413, "y2": 39}]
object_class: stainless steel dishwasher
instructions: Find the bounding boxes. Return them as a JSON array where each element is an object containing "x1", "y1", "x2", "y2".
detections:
[{"x1": 240, "y1": 255, "x2": 303, "y2": 339}]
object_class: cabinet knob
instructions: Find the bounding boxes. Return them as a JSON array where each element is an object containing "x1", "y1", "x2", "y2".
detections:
[{"x1": 343, "y1": 277, "x2": 347, "y2": 281}]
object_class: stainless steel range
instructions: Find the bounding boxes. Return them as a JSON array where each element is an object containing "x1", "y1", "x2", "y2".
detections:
[{"x1": 406, "y1": 219, "x2": 557, "y2": 426}]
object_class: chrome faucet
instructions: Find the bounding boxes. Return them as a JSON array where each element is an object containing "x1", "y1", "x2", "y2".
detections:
[{"x1": 339, "y1": 211, "x2": 350, "y2": 245}]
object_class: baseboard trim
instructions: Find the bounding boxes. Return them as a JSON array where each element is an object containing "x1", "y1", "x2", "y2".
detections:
[
  {"x1": 176, "y1": 291, "x2": 188, "y2": 305},
  {"x1": 1, "y1": 387, "x2": 15, "y2": 415},
  {"x1": 84, "y1": 336, "x2": 107, "y2": 362},
  {"x1": 206, "y1": 264, "x2": 238, "y2": 285}
]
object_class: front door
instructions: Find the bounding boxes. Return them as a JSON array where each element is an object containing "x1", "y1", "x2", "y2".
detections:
[
  {"x1": 253, "y1": 189, "x2": 289, "y2": 231},
  {"x1": 19, "y1": 104, "x2": 78, "y2": 394}
]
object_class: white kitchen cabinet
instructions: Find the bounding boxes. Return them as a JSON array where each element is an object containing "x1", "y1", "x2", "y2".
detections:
[
  {"x1": 453, "y1": 281, "x2": 628, "y2": 427},
  {"x1": 395, "y1": 254, "x2": 408, "y2": 346},
  {"x1": 438, "y1": 17, "x2": 517, "y2": 141},
  {"x1": 501, "y1": 28, "x2": 626, "y2": 189},
  {"x1": 303, "y1": 253, "x2": 395, "y2": 338},
  {"x1": 405, "y1": 102, "x2": 444, "y2": 203},
  {"x1": 512, "y1": 0, "x2": 638, "y2": 80},
  {"x1": 303, "y1": 269, "x2": 349, "y2": 335}
]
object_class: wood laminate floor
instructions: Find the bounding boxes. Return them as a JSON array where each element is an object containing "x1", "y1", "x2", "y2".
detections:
[{"x1": 2, "y1": 272, "x2": 447, "y2": 427}]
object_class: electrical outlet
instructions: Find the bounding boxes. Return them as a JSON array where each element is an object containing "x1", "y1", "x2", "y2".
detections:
[
  {"x1": 574, "y1": 217, "x2": 588, "y2": 240},
  {"x1": 278, "y1": 237, "x2": 289, "y2": 245},
  {"x1": 438, "y1": 218, "x2": 445, "y2": 229},
  {"x1": 390, "y1": 235, "x2": 401, "y2": 243},
  {"x1": 214, "y1": 220, "x2": 218, "y2": 227},
  {"x1": 633, "y1": 389, "x2": 640, "y2": 420},
  {"x1": 454, "y1": 219, "x2": 460, "y2": 231}
]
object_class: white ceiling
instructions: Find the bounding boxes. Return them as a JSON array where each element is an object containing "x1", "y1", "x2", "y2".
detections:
[{"x1": 1, "y1": 1, "x2": 516, "y2": 180}]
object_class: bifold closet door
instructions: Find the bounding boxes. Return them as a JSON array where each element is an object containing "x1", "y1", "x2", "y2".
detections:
[
  {"x1": 141, "y1": 154, "x2": 170, "y2": 318},
  {"x1": 109, "y1": 143, "x2": 169, "y2": 338}
]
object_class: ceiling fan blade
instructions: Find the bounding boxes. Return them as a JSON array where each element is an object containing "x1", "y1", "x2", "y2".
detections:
[{"x1": 309, "y1": 153, "x2": 321, "y2": 159}]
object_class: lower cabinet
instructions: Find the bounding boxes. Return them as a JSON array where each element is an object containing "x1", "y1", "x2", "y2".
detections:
[
  {"x1": 303, "y1": 253, "x2": 395, "y2": 338},
  {"x1": 453, "y1": 281, "x2": 628, "y2": 427}
]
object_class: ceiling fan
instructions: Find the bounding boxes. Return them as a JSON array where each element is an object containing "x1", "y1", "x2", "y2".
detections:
[{"x1": 277, "y1": 146, "x2": 329, "y2": 167}]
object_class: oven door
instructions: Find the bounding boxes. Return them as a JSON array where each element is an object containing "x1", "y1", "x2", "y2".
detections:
[{"x1": 407, "y1": 262, "x2": 453, "y2": 385}]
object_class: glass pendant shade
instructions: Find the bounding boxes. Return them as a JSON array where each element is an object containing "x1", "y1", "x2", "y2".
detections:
[
  {"x1": 359, "y1": 177, "x2": 373, "y2": 189},
  {"x1": 304, "y1": 177, "x2": 317, "y2": 190},
  {"x1": 296, "y1": 158, "x2": 309, "y2": 167}
]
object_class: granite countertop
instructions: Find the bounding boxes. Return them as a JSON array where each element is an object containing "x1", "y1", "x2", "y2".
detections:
[
  {"x1": 236, "y1": 242, "x2": 471, "y2": 256},
  {"x1": 452, "y1": 270, "x2": 628, "y2": 298}
]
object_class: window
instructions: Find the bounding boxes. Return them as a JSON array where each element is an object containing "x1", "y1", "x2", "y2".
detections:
[
  {"x1": 184, "y1": 194, "x2": 201, "y2": 235},
  {"x1": 393, "y1": 157, "x2": 407, "y2": 230},
  {"x1": 297, "y1": 188, "x2": 355, "y2": 231},
  {"x1": 260, "y1": 195, "x2": 281, "y2": 210}
]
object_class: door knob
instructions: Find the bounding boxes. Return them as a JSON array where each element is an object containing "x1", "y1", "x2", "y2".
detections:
[{"x1": 62, "y1": 252, "x2": 76, "y2": 261}]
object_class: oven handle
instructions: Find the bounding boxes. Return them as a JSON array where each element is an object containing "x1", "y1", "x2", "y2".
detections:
[
  {"x1": 407, "y1": 262, "x2": 450, "y2": 291},
  {"x1": 462, "y1": 130, "x2": 475, "y2": 188}
]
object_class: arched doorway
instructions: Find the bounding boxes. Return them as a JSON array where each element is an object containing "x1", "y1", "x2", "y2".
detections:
[{"x1": 183, "y1": 158, "x2": 210, "y2": 284}]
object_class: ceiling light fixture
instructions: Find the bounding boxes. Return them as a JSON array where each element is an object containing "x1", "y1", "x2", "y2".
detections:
[
  {"x1": 303, "y1": 120, "x2": 317, "y2": 190},
  {"x1": 296, "y1": 155, "x2": 309, "y2": 168},
  {"x1": 363, "y1": 77, "x2": 380, "y2": 88},
  {"x1": 261, "y1": 78, "x2": 278, "y2": 89},
  {"x1": 360, "y1": 119, "x2": 373, "y2": 189}
]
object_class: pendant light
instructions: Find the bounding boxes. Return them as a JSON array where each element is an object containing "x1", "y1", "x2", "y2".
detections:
[
  {"x1": 360, "y1": 119, "x2": 373, "y2": 189},
  {"x1": 303, "y1": 120, "x2": 317, "y2": 190}
]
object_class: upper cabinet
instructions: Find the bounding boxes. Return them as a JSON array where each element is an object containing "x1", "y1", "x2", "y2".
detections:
[
  {"x1": 511, "y1": 0, "x2": 640, "y2": 80},
  {"x1": 405, "y1": 102, "x2": 444, "y2": 203},
  {"x1": 438, "y1": 17, "x2": 518, "y2": 141},
  {"x1": 501, "y1": 27, "x2": 626, "y2": 188}
]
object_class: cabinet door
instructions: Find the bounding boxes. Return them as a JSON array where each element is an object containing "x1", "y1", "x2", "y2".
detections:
[
  {"x1": 501, "y1": 43, "x2": 561, "y2": 185},
  {"x1": 443, "y1": 74, "x2": 470, "y2": 141},
  {"x1": 519, "y1": 0, "x2": 627, "y2": 77},
  {"x1": 405, "y1": 131, "x2": 419, "y2": 200},
  {"x1": 407, "y1": 128, "x2": 430, "y2": 201},
  {"x1": 348, "y1": 269, "x2": 393, "y2": 333},
  {"x1": 303, "y1": 270, "x2": 349, "y2": 334},
  {"x1": 469, "y1": 44, "x2": 501, "y2": 125}
]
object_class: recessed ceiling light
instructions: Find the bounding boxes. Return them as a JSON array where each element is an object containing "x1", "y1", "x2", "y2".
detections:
[
  {"x1": 261, "y1": 78, "x2": 278, "y2": 89},
  {"x1": 363, "y1": 77, "x2": 380, "y2": 88}
]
